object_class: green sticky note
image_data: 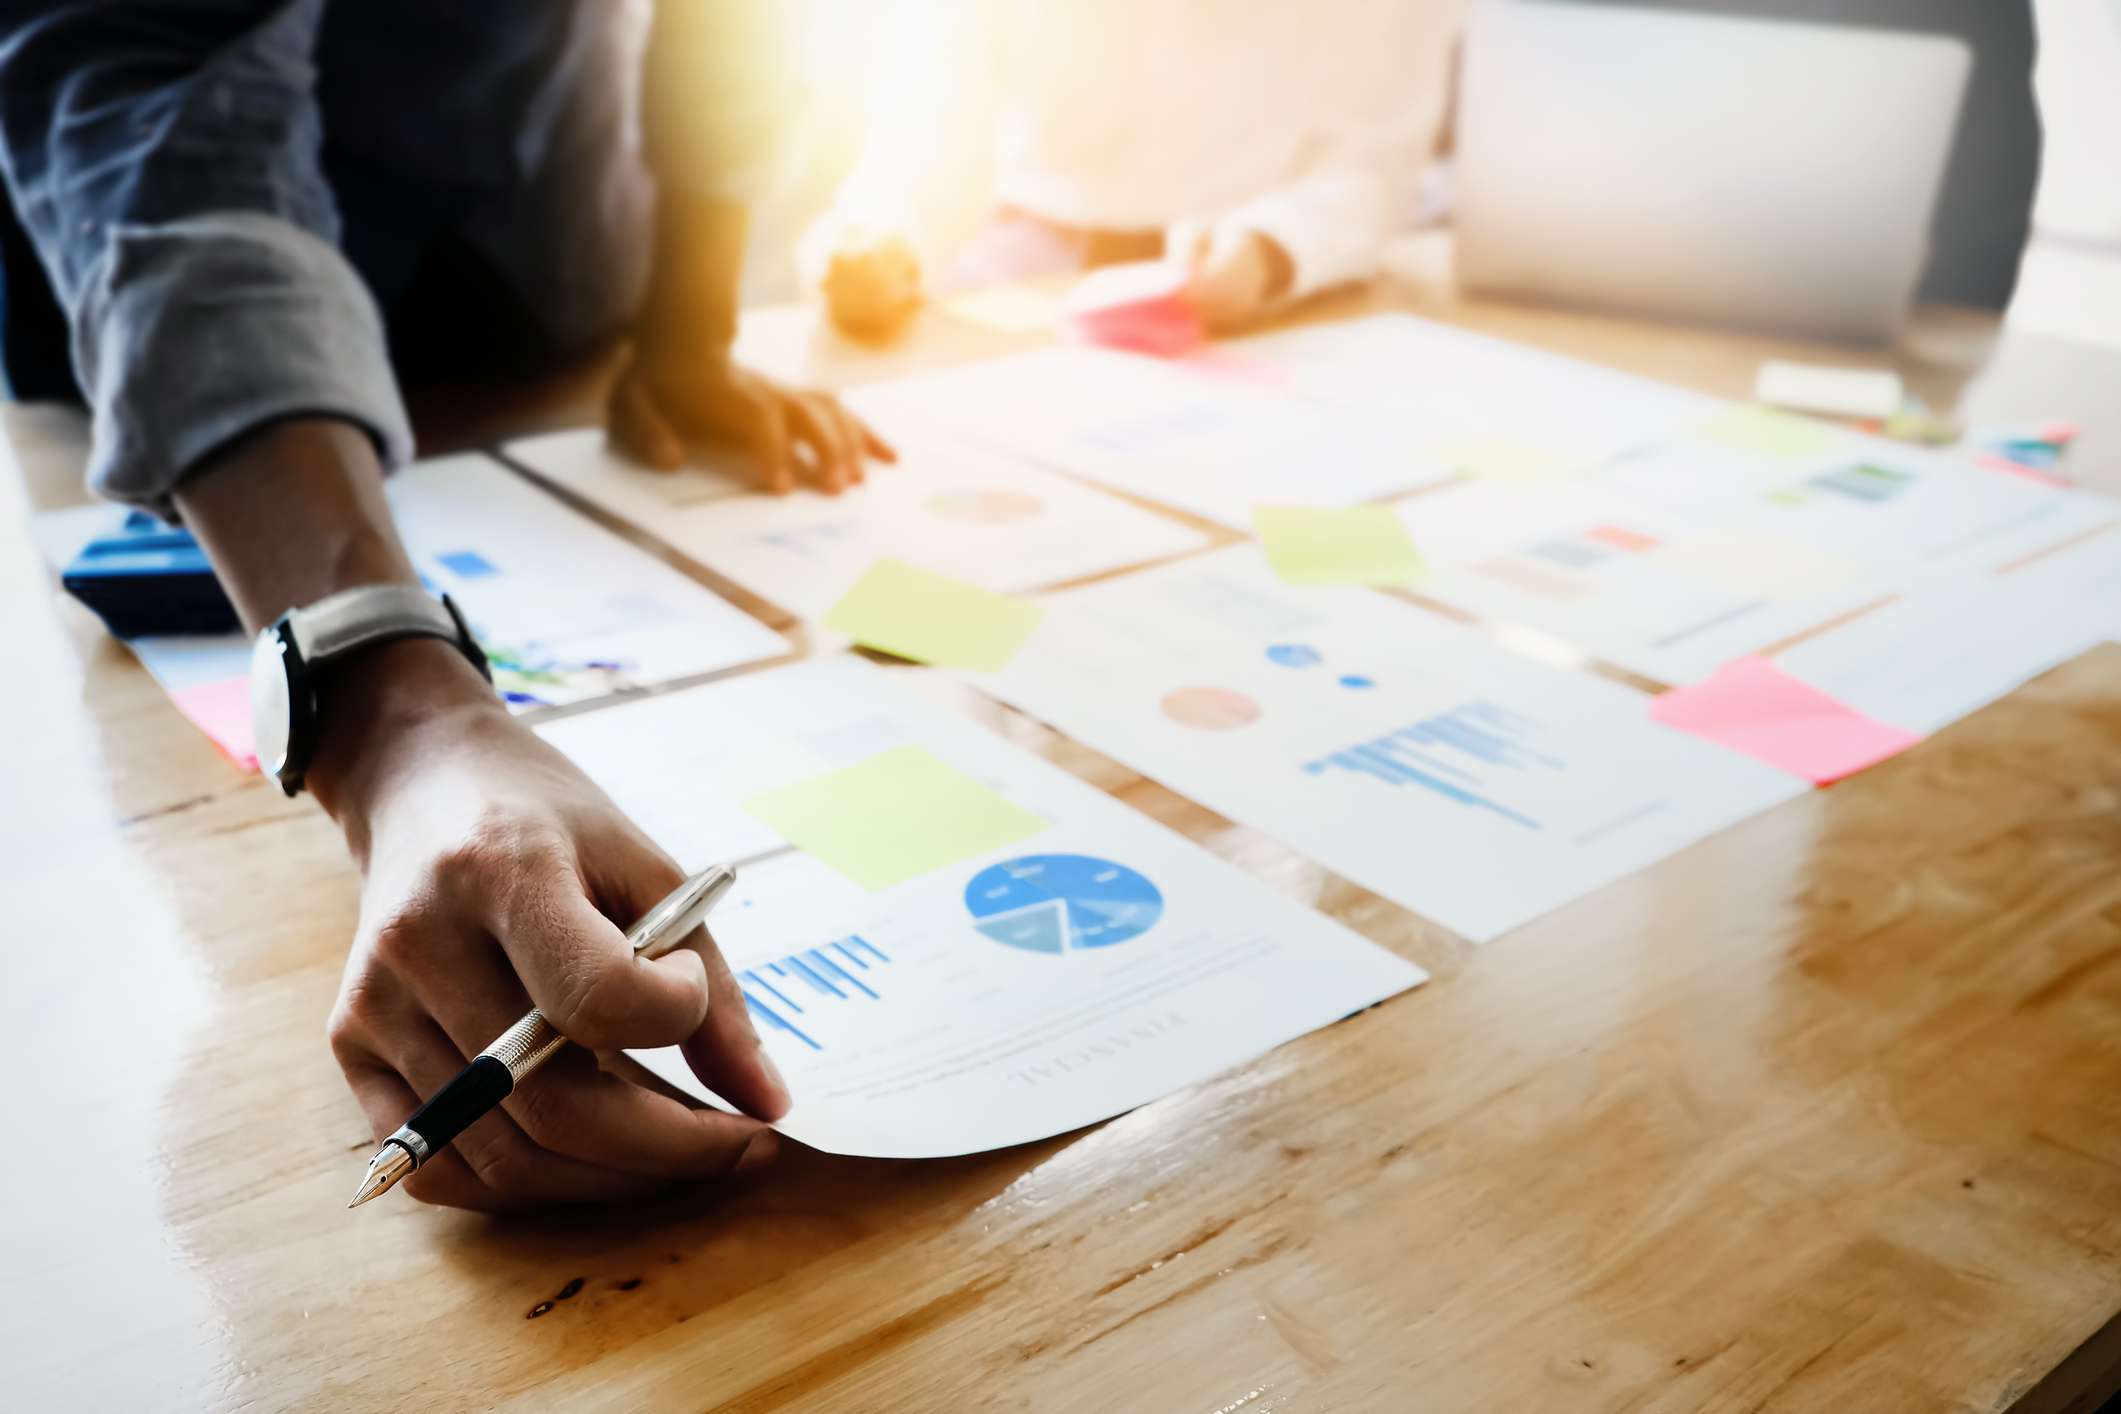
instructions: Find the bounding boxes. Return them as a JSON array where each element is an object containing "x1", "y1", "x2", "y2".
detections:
[
  {"x1": 823, "y1": 557, "x2": 1044, "y2": 670},
  {"x1": 1253, "y1": 505, "x2": 1426, "y2": 587},
  {"x1": 1699, "y1": 405, "x2": 1835, "y2": 458},
  {"x1": 742, "y1": 745, "x2": 1048, "y2": 890},
  {"x1": 1427, "y1": 437, "x2": 1579, "y2": 485}
]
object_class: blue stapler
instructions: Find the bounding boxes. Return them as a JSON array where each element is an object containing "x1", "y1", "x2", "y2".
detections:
[{"x1": 61, "y1": 510, "x2": 239, "y2": 638}]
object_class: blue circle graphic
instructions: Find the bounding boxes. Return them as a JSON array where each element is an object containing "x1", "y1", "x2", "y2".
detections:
[
  {"x1": 964, "y1": 855, "x2": 1165, "y2": 955},
  {"x1": 1267, "y1": 643, "x2": 1324, "y2": 669},
  {"x1": 1339, "y1": 674, "x2": 1377, "y2": 689}
]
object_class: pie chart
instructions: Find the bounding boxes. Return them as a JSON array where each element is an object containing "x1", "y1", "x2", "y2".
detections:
[
  {"x1": 925, "y1": 488, "x2": 1044, "y2": 524},
  {"x1": 1161, "y1": 685, "x2": 1261, "y2": 730},
  {"x1": 964, "y1": 855, "x2": 1164, "y2": 955}
]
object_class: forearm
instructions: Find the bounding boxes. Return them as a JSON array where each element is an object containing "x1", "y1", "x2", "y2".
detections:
[
  {"x1": 636, "y1": 193, "x2": 748, "y2": 362},
  {"x1": 171, "y1": 417, "x2": 497, "y2": 832},
  {"x1": 173, "y1": 417, "x2": 414, "y2": 631},
  {"x1": 636, "y1": 0, "x2": 805, "y2": 359}
]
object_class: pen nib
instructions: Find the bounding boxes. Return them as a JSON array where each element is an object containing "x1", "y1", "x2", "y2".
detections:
[{"x1": 348, "y1": 1143, "x2": 415, "y2": 1208}]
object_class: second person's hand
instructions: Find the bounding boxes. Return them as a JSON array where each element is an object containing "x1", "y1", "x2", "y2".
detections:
[{"x1": 608, "y1": 344, "x2": 897, "y2": 495}]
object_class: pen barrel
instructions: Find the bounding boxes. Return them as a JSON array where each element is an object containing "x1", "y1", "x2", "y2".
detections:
[
  {"x1": 402, "y1": 1054, "x2": 514, "y2": 1156},
  {"x1": 480, "y1": 1010, "x2": 567, "y2": 1085}
]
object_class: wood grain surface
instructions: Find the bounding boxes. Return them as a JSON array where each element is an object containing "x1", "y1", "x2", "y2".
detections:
[{"x1": 3, "y1": 258, "x2": 2118, "y2": 1412}]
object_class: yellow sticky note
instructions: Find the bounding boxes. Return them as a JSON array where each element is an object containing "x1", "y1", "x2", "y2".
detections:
[
  {"x1": 1428, "y1": 437, "x2": 1579, "y2": 485},
  {"x1": 1698, "y1": 405, "x2": 1835, "y2": 458},
  {"x1": 1254, "y1": 505, "x2": 1426, "y2": 587},
  {"x1": 823, "y1": 557, "x2": 1044, "y2": 671},
  {"x1": 742, "y1": 745, "x2": 1048, "y2": 890}
]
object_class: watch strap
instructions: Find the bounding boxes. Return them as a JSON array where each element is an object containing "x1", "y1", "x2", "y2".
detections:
[{"x1": 288, "y1": 584, "x2": 472, "y2": 669}]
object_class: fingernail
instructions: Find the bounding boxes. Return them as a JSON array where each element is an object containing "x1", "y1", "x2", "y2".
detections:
[
  {"x1": 734, "y1": 1130, "x2": 780, "y2": 1176},
  {"x1": 759, "y1": 1049, "x2": 792, "y2": 1110}
]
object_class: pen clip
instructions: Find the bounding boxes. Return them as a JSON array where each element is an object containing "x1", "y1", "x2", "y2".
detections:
[{"x1": 625, "y1": 864, "x2": 737, "y2": 960}]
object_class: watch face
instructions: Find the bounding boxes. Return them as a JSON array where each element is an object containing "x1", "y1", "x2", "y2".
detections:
[{"x1": 250, "y1": 629, "x2": 294, "y2": 777}]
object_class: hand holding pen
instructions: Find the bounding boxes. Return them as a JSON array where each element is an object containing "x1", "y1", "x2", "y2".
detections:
[{"x1": 340, "y1": 854, "x2": 791, "y2": 1210}]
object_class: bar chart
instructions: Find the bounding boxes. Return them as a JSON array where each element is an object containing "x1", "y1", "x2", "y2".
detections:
[
  {"x1": 737, "y1": 935, "x2": 894, "y2": 1053},
  {"x1": 1301, "y1": 701, "x2": 1563, "y2": 828}
]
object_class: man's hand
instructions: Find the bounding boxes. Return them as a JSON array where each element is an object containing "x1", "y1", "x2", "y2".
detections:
[
  {"x1": 1179, "y1": 227, "x2": 1295, "y2": 334},
  {"x1": 608, "y1": 348, "x2": 896, "y2": 495},
  {"x1": 311, "y1": 638, "x2": 790, "y2": 1211}
]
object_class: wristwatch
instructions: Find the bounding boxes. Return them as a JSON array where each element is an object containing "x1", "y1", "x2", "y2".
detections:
[{"x1": 250, "y1": 584, "x2": 491, "y2": 796}]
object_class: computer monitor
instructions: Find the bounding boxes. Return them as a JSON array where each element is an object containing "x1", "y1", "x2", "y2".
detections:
[{"x1": 1455, "y1": 0, "x2": 1972, "y2": 341}]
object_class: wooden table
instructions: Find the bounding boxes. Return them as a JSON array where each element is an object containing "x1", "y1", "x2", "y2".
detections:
[{"x1": 5, "y1": 255, "x2": 2120, "y2": 1411}]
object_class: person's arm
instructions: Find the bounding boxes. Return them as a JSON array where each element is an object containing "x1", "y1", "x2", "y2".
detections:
[
  {"x1": 1171, "y1": 1, "x2": 1466, "y2": 332},
  {"x1": 794, "y1": 0, "x2": 1006, "y2": 339},
  {"x1": 1173, "y1": 165, "x2": 1417, "y2": 334},
  {"x1": 607, "y1": 0, "x2": 895, "y2": 492},
  {"x1": 0, "y1": 0, "x2": 411, "y2": 510},
  {"x1": 178, "y1": 419, "x2": 790, "y2": 1211},
  {"x1": 0, "y1": 3, "x2": 787, "y2": 1209}
]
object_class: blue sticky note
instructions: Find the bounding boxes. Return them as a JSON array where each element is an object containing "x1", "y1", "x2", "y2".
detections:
[{"x1": 437, "y1": 549, "x2": 500, "y2": 579}]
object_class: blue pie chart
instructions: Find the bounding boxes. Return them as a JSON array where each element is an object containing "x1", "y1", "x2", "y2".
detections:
[{"x1": 964, "y1": 855, "x2": 1164, "y2": 955}]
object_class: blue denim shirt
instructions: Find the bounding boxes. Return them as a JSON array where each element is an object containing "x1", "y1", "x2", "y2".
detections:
[{"x1": 0, "y1": 0, "x2": 659, "y2": 509}]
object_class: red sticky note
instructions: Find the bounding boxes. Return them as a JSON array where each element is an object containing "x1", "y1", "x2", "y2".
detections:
[
  {"x1": 168, "y1": 676, "x2": 259, "y2": 772},
  {"x1": 1064, "y1": 261, "x2": 1203, "y2": 356},
  {"x1": 1650, "y1": 655, "x2": 1920, "y2": 786}
]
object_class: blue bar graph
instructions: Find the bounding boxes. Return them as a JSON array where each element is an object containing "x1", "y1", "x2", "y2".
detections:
[
  {"x1": 1301, "y1": 701, "x2": 1560, "y2": 829},
  {"x1": 738, "y1": 935, "x2": 892, "y2": 1052}
]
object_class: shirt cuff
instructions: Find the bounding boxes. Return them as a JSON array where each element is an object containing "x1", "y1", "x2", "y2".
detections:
[
  {"x1": 1213, "y1": 173, "x2": 1395, "y2": 303},
  {"x1": 73, "y1": 212, "x2": 413, "y2": 511}
]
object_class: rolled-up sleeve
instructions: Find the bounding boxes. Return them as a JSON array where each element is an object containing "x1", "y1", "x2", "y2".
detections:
[{"x1": 0, "y1": 0, "x2": 411, "y2": 509}]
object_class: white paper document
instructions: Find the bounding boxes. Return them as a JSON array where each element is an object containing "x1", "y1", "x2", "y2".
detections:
[
  {"x1": 536, "y1": 656, "x2": 1423, "y2": 1158},
  {"x1": 503, "y1": 411, "x2": 1205, "y2": 621},
  {"x1": 1775, "y1": 527, "x2": 2121, "y2": 733},
  {"x1": 1393, "y1": 439, "x2": 2121, "y2": 684},
  {"x1": 855, "y1": 344, "x2": 1455, "y2": 529},
  {"x1": 388, "y1": 455, "x2": 788, "y2": 706},
  {"x1": 977, "y1": 547, "x2": 1807, "y2": 942},
  {"x1": 1226, "y1": 313, "x2": 1722, "y2": 463}
]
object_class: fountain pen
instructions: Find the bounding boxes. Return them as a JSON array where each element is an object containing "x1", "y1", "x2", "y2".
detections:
[{"x1": 348, "y1": 863, "x2": 737, "y2": 1207}]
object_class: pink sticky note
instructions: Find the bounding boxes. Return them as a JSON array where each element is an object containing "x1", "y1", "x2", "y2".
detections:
[
  {"x1": 1179, "y1": 345, "x2": 1291, "y2": 389},
  {"x1": 168, "y1": 676, "x2": 259, "y2": 772},
  {"x1": 1974, "y1": 452, "x2": 2071, "y2": 488},
  {"x1": 1650, "y1": 655, "x2": 1921, "y2": 786},
  {"x1": 1064, "y1": 261, "x2": 1203, "y2": 356}
]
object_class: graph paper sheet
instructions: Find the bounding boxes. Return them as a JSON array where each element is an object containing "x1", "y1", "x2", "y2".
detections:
[
  {"x1": 978, "y1": 546, "x2": 1807, "y2": 943},
  {"x1": 537, "y1": 656, "x2": 1421, "y2": 1159}
]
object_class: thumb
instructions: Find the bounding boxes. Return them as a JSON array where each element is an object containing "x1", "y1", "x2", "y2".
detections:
[{"x1": 497, "y1": 872, "x2": 712, "y2": 1051}]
